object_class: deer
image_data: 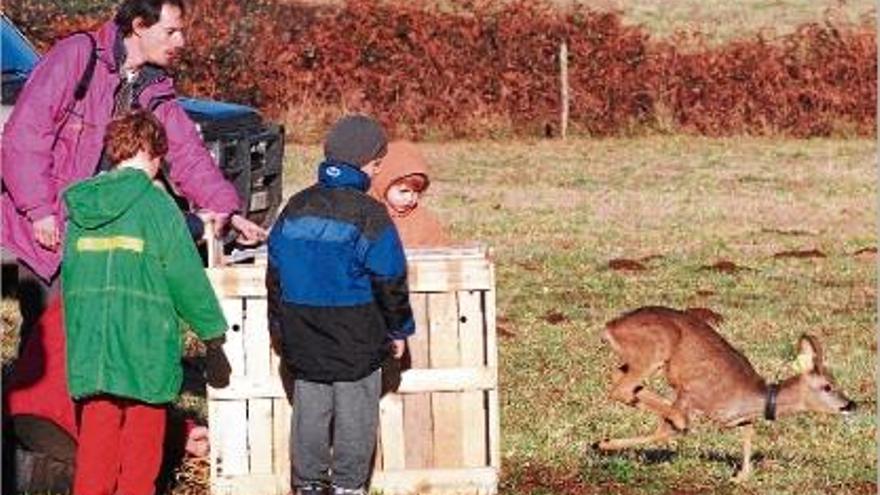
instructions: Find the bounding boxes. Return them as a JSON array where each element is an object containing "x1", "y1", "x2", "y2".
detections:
[{"x1": 595, "y1": 306, "x2": 856, "y2": 481}]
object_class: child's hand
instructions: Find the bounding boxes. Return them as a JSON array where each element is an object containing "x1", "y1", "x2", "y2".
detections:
[
  {"x1": 205, "y1": 341, "x2": 232, "y2": 388},
  {"x1": 184, "y1": 425, "x2": 210, "y2": 458},
  {"x1": 391, "y1": 339, "x2": 406, "y2": 359}
]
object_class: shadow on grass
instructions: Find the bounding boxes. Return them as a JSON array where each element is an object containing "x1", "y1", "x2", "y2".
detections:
[{"x1": 593, "y1": 444, "x2": 767, "y2": 471}]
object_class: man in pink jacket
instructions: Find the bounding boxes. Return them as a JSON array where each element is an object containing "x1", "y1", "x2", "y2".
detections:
[{"x1": 2, "y1": 0, "x2": 266, "y2": 491}]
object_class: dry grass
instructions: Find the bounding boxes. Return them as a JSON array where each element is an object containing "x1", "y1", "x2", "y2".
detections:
[{"x1": 585, "y1": 0, "x2": 875, "y2": 42}]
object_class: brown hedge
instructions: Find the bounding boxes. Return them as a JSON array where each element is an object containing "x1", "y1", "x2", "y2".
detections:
[{"x1": 7, "y1": 0, "x2": 876, "y2": 140}]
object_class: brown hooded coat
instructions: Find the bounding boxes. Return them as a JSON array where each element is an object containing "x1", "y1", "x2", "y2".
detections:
[{"x1": 369, "y1": 141, "x2": 449, "y2": 248}]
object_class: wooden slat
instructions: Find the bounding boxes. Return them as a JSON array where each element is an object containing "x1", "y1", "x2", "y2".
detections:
[
  {"x1": 404, "y1": 294, "x2": 433, "y2": 469},
  {"x1": 248, "y1": 399, "x2": 273, "y2": 474},
  {"x1": 401, "y1": 368, "x2": 496, "y2": 393},
  {"x1": 379, "y1": 393, "x2": 406, "y2": 469},
  {"x1": 458, "y1": 290, "x2": 487, "y2": 468},
  {"x1": 207, "y1": 246, "x2": 492, "y2": 297},
  {"x1": 408, "y1": 294, "x2": 431, "y2": 372},
  {"x1": 208, "y1": 266, "x2": 267, "y2": 298},
  {"x1": 242, "y1": 299, "x2": 273, "y2": 474},
  {"x1": 214, "y1": 400, "x2": 249, "y2": 476},
  {"x1": 211, "y1": 367, "x2": 496, "y2": 400},
  {"x1": 208, "y1": 398, "x2": 221, "y2": 484},
  {"x1": 374, "y1": 422, "x2": 384, "y2": 472},
  {"x1": 212, "y1": 299, "x2": 248, "y2": 476},
  {"x1": 219, "y1": 298, "x2": 246, "y2": 377},
  {"x1": 370, "y1": 467, "x2": 498, "y2": 495},
  {"x1": 244, "y1": 298, "x2": 273, "y2": 473},
  {"x1": 407, "y1": 258, "x2": 492, "y2": 293},
  {"x1": 484, "y1": 264, "x2": 501, "y2": 470},
  {"x1": 244, "y1": 299, "x2": 271, "y2": 379},
  {"x1": 405, "y1": 245, "x2": 488, "y2": 260},
  {"x1": 428, "y1": 293, "x2": 462, "y2": 468},
  {"x1": 273, "y1": 398, "x2": 292, "y2": 483},
  {"x1": 207, "y1": 378, "x2": 285, "y2": 400}
]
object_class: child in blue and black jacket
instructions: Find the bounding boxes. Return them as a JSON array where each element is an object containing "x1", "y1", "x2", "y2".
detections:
[{"x1": 266, "y1": 114, "x2": 414, "y2": 495}]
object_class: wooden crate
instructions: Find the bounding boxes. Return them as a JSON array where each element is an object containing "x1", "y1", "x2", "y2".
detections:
[{"x1": 206, "y1": 246, "x2": 499, "y2": 495}]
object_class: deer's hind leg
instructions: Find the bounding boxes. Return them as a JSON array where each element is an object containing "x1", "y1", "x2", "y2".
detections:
[{"x1": 608, "y1": 361, "x2": 688, "y2": 431}]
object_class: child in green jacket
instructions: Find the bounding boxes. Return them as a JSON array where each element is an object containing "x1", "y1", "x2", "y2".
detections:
[{"x1": 61, "y1": 110, "x2": 231, "y2": 495}]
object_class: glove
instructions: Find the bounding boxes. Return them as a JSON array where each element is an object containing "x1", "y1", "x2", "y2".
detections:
[{"x1": 204, "y1": 339, "x2": 232, "y2": 388}]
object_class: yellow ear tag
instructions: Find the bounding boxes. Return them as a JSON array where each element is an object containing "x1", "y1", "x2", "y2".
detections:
[{"x1": 791, "y1": 353, "x2": 813, "y2": 374}]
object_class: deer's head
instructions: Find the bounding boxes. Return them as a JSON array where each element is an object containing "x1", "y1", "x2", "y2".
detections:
[{"x1": 789, "y1": 334, "x2": 856, "y2": 415}]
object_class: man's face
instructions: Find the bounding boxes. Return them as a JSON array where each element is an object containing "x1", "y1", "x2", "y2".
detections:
[{"x1": 134, "y1": 3, "x2": 185, "y2": 67}]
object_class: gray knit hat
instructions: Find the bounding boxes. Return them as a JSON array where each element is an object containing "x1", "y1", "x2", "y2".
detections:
[{"x1": 323, "y1": 114, "x2": 388, "y2": 167}]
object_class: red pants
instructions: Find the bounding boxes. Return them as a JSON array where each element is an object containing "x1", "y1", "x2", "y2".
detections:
[{"x1": 74, "y1": 396, "x2": 166, "y2": 495}]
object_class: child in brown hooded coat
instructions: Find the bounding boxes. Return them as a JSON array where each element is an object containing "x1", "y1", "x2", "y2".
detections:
[{"x1": 368, "y1": 141, "x2": 449, "y2": 248}]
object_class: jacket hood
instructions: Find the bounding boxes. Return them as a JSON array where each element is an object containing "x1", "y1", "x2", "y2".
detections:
[
  {"x1": 368, "y1": 140, "x2": 430, "y2": 205},
  {"x1": 64, "y1": 168, "x2": 152, "y2": 229}
]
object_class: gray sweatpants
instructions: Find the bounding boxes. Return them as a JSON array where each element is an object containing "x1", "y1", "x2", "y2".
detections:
[{"x1": 291, "y1": 369, "x2": 381, "y2": 490}]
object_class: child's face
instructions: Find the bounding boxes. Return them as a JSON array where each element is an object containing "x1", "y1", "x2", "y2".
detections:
[{"x1": 386, "y1": 182, "x2": 421, "y2": 214}]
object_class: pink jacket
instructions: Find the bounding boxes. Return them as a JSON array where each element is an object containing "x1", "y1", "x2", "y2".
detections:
[{"x1": 1, "y1": 21, "x2": 240, "y2": 281}]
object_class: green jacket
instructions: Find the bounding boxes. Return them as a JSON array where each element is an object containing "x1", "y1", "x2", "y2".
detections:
[{"x1": 62, "y1": 168, "x2": 227, "y2": 404}]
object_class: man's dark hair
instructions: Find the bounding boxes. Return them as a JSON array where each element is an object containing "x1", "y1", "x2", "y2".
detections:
[{"x1": 114, "y1": 0, "x2": 186, "y2": 37}]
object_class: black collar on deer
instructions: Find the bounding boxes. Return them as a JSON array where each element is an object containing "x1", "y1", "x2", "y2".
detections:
[{"x1": 764, "y1": 383, "x2": 779, "y2": 421}]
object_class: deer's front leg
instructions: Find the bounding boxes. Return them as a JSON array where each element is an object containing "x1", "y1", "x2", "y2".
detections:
[
  {"x1": 594, "y1": 417, "x2": 680, "y2": 451},
  {"x1": 731, "y1": 423, "x2": 755, "y2": 483}
]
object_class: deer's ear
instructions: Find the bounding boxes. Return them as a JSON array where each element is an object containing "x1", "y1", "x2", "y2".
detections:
[{"x1": 795, "y1": 334, "x2": 824, "y2": 374}]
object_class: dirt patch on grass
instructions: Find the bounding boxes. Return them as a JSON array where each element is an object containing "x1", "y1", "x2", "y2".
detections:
[
  {"x1": 543, "y1": 310, "x2": 570, "y2": 325},
  {"x1": 852, "y1": 246, "x2": 877, "y2": 260},
  {"x1": 608, "y1": 258, "x2": 647, "y2": 271},
  {"x1": 699, "y1": 260, "x2": 750, "y2": 273},
  {"x1": 773, "y1": 248, "x2": 827, "y2": 259},
  {"x1": 760, "y1": 227, "x2": 817, "y2": 236},
  {"x1": 516, "y1": 260, "x2": 542, "y2": 272},
  {"x1": 497, "y1": 315, "x2": 518, "y2": 339}
]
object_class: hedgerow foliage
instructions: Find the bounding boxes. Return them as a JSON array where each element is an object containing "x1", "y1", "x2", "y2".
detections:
[{"x1": 7, "y1": 0, "x2": 876, "y2": 140}]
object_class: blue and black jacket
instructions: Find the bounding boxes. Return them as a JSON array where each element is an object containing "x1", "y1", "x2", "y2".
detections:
[{"x1": 266, "y1": 160, "x2": 415, "y2": 382}]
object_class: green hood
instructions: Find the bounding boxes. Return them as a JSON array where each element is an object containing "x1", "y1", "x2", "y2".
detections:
[{"x1": 64, "y1": 168, "x2": 152, "y2": 229}]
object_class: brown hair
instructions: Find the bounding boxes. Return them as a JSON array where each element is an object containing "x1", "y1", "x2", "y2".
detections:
[
  {"x1": 104, "y1": 110, "x2": 168, "y2": 166},
  {"x1": 115, "y1": 0, "x2": 186, "y2": 37},
  {"x1": 391, "y1": 173, "x2": 429, "y2": 193}
]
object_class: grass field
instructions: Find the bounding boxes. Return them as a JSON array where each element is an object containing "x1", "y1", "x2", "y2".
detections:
[
  {"x1": 0, "y1": 138, "x2": 874, "y2": 494},
  {"x1": 282, "y1": 136, "x2": 877, "y2": 494},
  {"x1": 585, "y1": 0, "x2": 875, "y2": 42}
]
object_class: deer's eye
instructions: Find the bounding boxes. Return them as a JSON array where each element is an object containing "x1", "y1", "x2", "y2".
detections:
[{"x1": 822, "y1": 384, "x2": 832, "y2": 392}]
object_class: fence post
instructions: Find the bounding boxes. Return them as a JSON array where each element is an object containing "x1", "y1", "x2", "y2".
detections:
[{"x1": 559, "y1": 40, "x2": 569, "y2": 139}]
